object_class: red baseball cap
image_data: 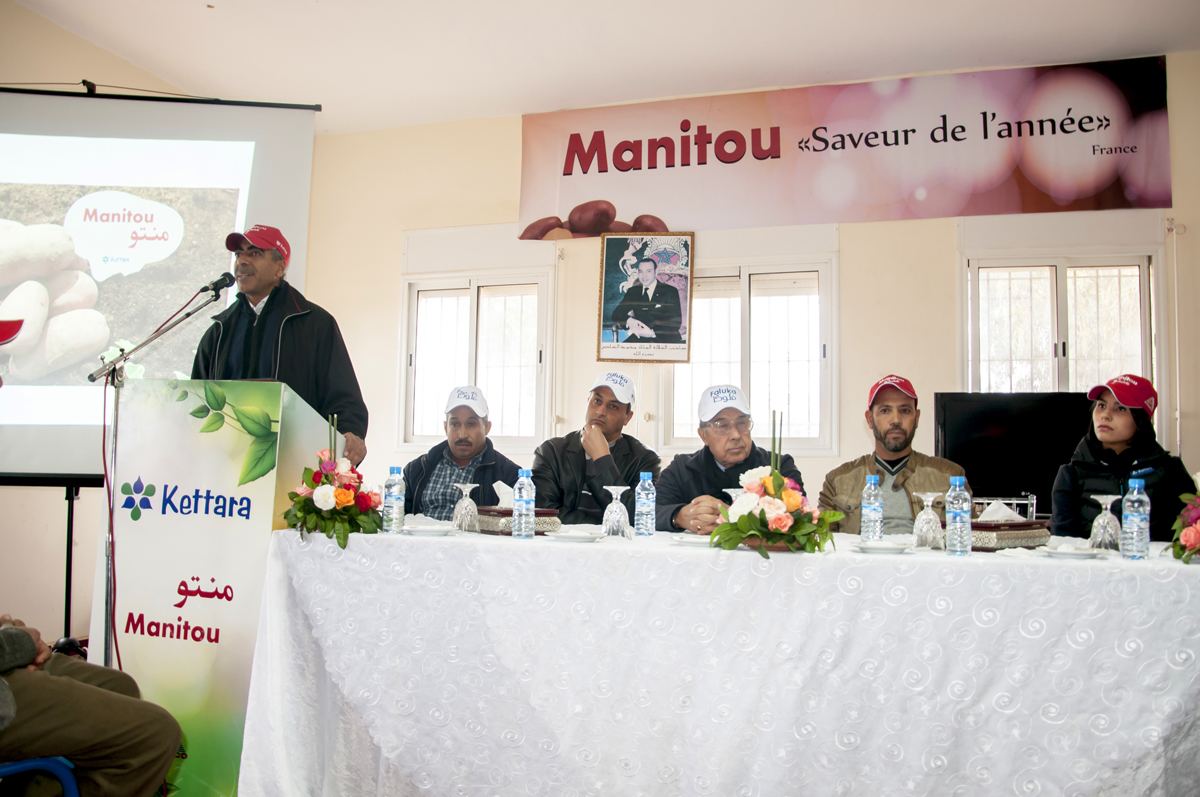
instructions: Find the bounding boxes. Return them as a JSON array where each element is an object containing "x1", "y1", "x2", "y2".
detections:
[
  {"x1": 226, "y1": 225, "x2": 291, "y2": 264},
  {"x1": 0, "y1": 319, "x2": 23, "y2": 346},
  {"x1": 1087, "y1": 374, "x2": 1158, "y2": 414},
  {"x1": 868, "y1": 375, "x2": 918, "y2": 408}
]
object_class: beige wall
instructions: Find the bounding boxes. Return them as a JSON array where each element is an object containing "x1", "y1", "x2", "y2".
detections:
[{"x1": 2, "y1": 0, "x2": 1198, "y2": 637}]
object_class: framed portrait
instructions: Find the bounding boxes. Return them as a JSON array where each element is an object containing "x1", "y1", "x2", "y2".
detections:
[{"x1": 597, "y1": 233, "x2": 694, "y2": 363}]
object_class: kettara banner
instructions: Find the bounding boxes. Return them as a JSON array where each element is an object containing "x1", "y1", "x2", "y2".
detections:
[
  {"x1": 518, "y1": 57, "x2": 1170, "y2": 238},
  {"x1": 88, "y1": 378, "x2": 325, "y2": 796}
]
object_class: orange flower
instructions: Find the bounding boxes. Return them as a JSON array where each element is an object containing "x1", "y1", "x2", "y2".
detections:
[
  {"x1": 761, "y1": 476, "x2": 776, "y2": 496},
  {"x1": 333, "y1": 487, "x2": 355, "y2": 510},
  {"x1": 782, "y1": 489, "x2": 804, "y2": 513}
]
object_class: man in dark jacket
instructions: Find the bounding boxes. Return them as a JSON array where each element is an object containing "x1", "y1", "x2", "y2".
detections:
[
  {"x1": 611, "y1": 258, "x2": 683, "y2": 343},
  {"x1": 532, "y1": 371, "x2": 661, "y2": 525},
  {"x1": 403, "y1": 386, "x2": 520, "y2": 520},
  {"x1": 191, "y1": 225, "x2": 369, "y2": 465},
  {"x1": 657, "y1": 384, "x2": 805, "y2": 533}
]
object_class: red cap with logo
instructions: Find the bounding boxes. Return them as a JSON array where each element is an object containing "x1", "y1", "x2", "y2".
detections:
[
  {"x1": 1087, "y1": 374, "x2": 1158, "y2": 414},
  {"x1": 0, "y1": 319, "x2": 23, "y2": 346},
  {"x1": 868, "y1": 375, "x2": 918, "y2": 408},
  {"x1": 225, "y1": 225, "x2": 291, "y2": 264}
]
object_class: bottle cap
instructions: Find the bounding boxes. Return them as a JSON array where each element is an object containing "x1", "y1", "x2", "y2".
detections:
[
  {"x1": 866, "y1": 474, "x2": 879, "y2": 485},
  {"x1": 1129, "y1": 478, "x2": 1145, "y2": 490},
  {"x1": 520, "y1": 469, "x2": 531, "y2": 478},
  {"x1": 641, "y1": 472, "x2": 652, "y2": 480},
  {"x1": 951, "y1": 476, "x2": 965, "y2": 486},
  {"x1": 390, "y1": 466, "x2": 402, "y2": 474}
]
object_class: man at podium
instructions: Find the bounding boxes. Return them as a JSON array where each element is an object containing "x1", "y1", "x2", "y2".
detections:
[{"x1": 191, "y1": 225, "x2": 369, "y2": 465}]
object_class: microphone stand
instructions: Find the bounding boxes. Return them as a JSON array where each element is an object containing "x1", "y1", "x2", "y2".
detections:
[{"x1": 88, "y1": 285, "x2": 229, "y2": 667}]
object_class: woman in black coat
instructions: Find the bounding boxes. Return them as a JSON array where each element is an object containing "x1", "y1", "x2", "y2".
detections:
[{"x1": 1051, "y1": 375, "x2": 1196, "y2": 541}]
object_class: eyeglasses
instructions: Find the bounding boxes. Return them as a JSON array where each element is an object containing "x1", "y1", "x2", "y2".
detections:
[{"x1": 702, "y1": 416, "x2": 754, "y2": 436}]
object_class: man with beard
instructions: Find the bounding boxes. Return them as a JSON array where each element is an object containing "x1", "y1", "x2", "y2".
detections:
[
  {"x1": 818, "y1": 375, "x2": 968, "y2": 535},
  {"x1": 532, "y1": 371, "x2": 661, "y2": 524}
]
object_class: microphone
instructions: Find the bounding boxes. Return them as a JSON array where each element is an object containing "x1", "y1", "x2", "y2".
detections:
[{"x1": 202, "y1": 272, "x2": 236, "y2": 293}]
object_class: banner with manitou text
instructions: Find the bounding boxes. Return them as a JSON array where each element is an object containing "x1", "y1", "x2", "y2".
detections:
[
  {"x1": 518, "y1": 57, "x2": 1170, "y2": 238},
  {"x1": 88, "y1": 378, "x2": 325, "y2": 796}
]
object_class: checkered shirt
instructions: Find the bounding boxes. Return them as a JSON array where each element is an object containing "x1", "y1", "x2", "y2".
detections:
[{"x1": 420, "y1": 448, "x2": 483, "y2": 521}]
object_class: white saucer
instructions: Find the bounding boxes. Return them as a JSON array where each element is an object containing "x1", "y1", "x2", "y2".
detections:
[
  {"x1": 548, "y1": 532, "x2": 606, "y2": 543},
  {"x1": 1038, "y1": 546, "x2": 1099, "y2": 559},
  {"x1": 404, "y1": 526, "x2": 454, "y2": 537},
  {"x1": 852, "y1": 543, "x2": 911, "y2": 555},
  {"x1": 672, "y1": 533, "x2": 715, "y2": 546}
]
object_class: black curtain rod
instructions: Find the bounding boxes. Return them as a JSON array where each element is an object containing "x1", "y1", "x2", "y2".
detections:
[{"x1": 0, "y1": 85, "x2": 320, "y2": 112}]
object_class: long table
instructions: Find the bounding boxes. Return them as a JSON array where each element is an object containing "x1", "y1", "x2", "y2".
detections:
[{"x1": 238, "y1": 530, "x2": 1200, "y2": 796}]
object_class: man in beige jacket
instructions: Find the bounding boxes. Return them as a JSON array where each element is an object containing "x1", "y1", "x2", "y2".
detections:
[{"x1": 819, "y1": 375, "x2": 968, "y2": 535}]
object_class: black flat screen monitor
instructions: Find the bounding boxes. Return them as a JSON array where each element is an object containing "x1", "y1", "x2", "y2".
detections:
[{"x1": 934, "y1": 392, "x2": 1093, "y2": 517}]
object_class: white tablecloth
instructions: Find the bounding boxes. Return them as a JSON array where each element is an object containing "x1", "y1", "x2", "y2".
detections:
[{"x1": 239, "y1": 530, "x2": 1200, "y2": 796}]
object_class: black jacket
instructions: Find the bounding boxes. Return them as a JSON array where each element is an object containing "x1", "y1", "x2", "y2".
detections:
[
  {"x1": 402, "y1": 439, "x2": 521, "y2": 516},
  {"x1": 656, "y1": 444, "x2": 805, "y2": 530},
  {"x1": 191, "y1": 281, "x2": 368, "y2": 439},
  {"x1": 611, "y1": 280, "x2": 683, "y2": 343},
  {"x1": 1051, "y1": 434, "x2": 1196, "y2": 542},
  {"x1": 532, "y1": 431, "x2": 661, "y2": 525}
]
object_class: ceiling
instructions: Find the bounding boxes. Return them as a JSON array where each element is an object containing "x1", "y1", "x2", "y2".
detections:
[{"x1": 18, "y1": 0, "x2": 1200, "y2": 135}]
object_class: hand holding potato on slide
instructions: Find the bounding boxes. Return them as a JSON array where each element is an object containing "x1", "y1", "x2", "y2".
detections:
[
  {"x1": 0, "y1": 220, "x2": 110, "y2": 382},
  {"x1": 519, "y1": 200, "x2": 669, "y2": 240}
]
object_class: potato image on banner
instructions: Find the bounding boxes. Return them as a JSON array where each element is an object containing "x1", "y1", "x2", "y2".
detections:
[
  {"x1": 0, "y1": 280, "x2": 50, "y2": 356},
  {"x1": 0, "y1": 223, "x2": 81, "y2": 288},
  {"x1": 8, "y1": 308, "x2": 110, "y2": 381},
  {"x1": 43, "y1": 270, "x2": 99, "y2": 317},
  {"x1": 63, "y1": 190, "x2": 184, "y2": 282}
]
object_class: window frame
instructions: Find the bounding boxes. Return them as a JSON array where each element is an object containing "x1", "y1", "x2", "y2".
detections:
[
  {"x1": 660, "y1": 253, "x2": 840, "y2": 458},
  {"x1": 399, "y1": 267, "x2": 554, "y2": 457}
]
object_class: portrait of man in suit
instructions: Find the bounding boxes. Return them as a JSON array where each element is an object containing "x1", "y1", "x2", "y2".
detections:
[{"x1": 611, "y1": 257, "x2": 683, "y2": 343}]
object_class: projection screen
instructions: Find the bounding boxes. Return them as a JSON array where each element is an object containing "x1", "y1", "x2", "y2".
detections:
[{"x1": 0, "y1": 89, "x2": 317, "y2": 476}]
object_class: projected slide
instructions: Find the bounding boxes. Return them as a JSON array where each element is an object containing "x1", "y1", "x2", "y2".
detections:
[{"x1": 0, "y1": 135, "x2": 253, "y2": 422}]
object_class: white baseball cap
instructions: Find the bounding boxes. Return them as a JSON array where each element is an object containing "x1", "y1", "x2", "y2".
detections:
[
  {"x1": 590, "y1": 371, "x2": 636, "y2": 405},
  {"x1": 698, "y1": 384, "x2": 751, "y2": 422},
  {"x1": 445, "y1": 386, "x2": 489, "y2": 418}
]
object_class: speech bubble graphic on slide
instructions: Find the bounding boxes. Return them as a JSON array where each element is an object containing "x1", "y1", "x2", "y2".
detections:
[{"x1": 63, "y1": 190, "x2": 184, "y2": 282}]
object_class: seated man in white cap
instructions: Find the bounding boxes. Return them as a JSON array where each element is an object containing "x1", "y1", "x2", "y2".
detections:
[
  {"x1": 818, "y1": 375, "x2": 967, "y2": 535},
  {"x1": 403, "y1": 386, "x2": 521, "y2": 521},
  {"x1": 532, "y1": 371, "x2": 661, "y2": 525},
  {"x1": 657, "y1": 384, "x2": 805, "y2": 533}
]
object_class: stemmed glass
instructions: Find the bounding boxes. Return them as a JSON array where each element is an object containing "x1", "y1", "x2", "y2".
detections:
[
  {"x1": 452, "y1": 483, "x2": 480, "y2": 533},
  {"x1": 913, "y1": 492, "x2": 944, "y2": 550},
  {"x1": 1089, "y1": 495, "x2": 1122, "y2": 551},
  {"x1": 603, "y1": 486, "x2": 632, "y2": 539}
]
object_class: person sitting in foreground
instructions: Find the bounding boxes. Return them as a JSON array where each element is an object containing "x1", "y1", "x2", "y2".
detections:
[
  {"x1": 532, "y1": 371, "x2": 661, "y2": 525},
  {"x1": 818, "y1": 375, "x2": 967, "y2": 535},
  {"x1": 1051, "y1": 374, "x2": 1196, "y2": 541},
  {"x1": 0, "y1": 615, "x2": 180, "y2": 797},
  {"x1": 403, "y1": 386, "x2": 520, "y2": 520},
  {"x1": 657, "y1": 385, "x2": 804, "y2": 534}
]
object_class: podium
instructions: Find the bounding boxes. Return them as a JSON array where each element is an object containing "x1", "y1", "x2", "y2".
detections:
[{"x1": 86, "y1": 379, "x2": 328, "y2": 797}]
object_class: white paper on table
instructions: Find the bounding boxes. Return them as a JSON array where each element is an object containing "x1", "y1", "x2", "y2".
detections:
[
  {"x1": 493, "y1": 481, "x2": 514, "y2": 508},
  {"x1": 977, "y1": 500, "x2": 1026, "y2": 522}
]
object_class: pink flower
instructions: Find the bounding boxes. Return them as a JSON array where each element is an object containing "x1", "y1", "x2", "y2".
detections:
[
  {"x1": 1181, "y1": 523, "x2": 1200, "y2": 550},
  {"x1": 320, "y1": 460, "x2": 338, "y2": 474},
  {"x1": 759, "y1": 496, "x2": 787, "y2": 519},
  {"x1": 784, "y1": 477, "x2": 801, "y2": 492},
  {"x1": 295, "y1": 484, "x2": 314, "y2": 498},
  {"x1": 1185, "y1": 502, "x2": 1200, "y2": 527},
  {"x1": 368, "y1": 491, "x2": 382, "y2": 510},
  {"x1": 317, "y1": 448, "x2": 334, "y2": 462},
  {"x1": 745, "y1": 480, "x2": 765, "y2": 497},
  {"x1": 333, "y1": 470, "x2": 361, "y2": 488},
  {"x1": 768, "y1": 512, "x2": 794, "y2": 532}
]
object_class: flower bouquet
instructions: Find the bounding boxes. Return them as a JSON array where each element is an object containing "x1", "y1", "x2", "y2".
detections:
[
  {"x1": 710, "y1": 414, "x2": 844, "y2": 559},
  {"x1": 1170, "y1": 490, "x2": 1200, "y2": 563},
  {"x1": 283, "y1": 414, "x2": 383, "y2": 549}
]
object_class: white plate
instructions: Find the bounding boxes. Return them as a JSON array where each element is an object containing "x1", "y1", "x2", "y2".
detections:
[
  {"x1": 1039, "y1": 546, "x2": 1099, "y2": 559},
  {"x1": 852, "y1": 544, "x2": 911, "y2": 555},
  {"x1": 548, "y1": 532, "x2": 606, "y2": 543},
  {"x1": 672, "y1": 533, "x2": 716, "y2": 546},
  {"x1": 404, "y1": 526, "x2": 454, "y2": 537}
]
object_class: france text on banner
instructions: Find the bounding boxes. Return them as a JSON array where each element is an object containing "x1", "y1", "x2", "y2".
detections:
[{"x1": 518, "y1": 57, "x2": 1169, "y2": 238}]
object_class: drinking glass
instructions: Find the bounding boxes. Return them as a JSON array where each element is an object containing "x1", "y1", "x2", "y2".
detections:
[
  {"x1": 603, "y1": 486, "x2": 632, "y2": 539},
  {"x1": 913, "y1": 492, "x2": 944, "y2": 550},
  {"x1": 452, "y1": 483, "x2": 480, "y2": 533},
  {"x1": 1088, "y1": 495, "x2": 1122, "y2": 551}
]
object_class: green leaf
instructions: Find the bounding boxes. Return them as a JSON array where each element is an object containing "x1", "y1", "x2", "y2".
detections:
[
  {"x1": 238, "y1": 432, "x2": 278, "y2": 486},
  {"x1": 167, "y1": 379, "x2": 179, "y2": 390},
  {"x1": 142, "y1": 484, "x2": 156, "y2": 497},
  {"x1": 204, "y1": 381, "x2": 227, "y2": 411},
  {"x1": 175, "y1": 390, "x2": 188, "y2": 402},
  {"x1": 190, "y1": 404, "x2": 210, "y2": 419},
  {"x1": 199, "y1": 413, "x2": 225, "y2": 433},
  {"x1": 130, "y1": 506, "x2": 141, "y2": 521},
  {"x1": 120, "y1": 482, "x2": 133, "y2": 495},
  {"x1": 336, "y1": 524, "x2": 350, "y2": 549},
  {"x1": 234, "y1": 406, "x2": 273, "y2": 437}
]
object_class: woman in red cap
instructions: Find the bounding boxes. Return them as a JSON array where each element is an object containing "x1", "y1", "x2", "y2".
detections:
[{"x1": 1051, "y1": 374, "x2": 1196, "y2": 541}]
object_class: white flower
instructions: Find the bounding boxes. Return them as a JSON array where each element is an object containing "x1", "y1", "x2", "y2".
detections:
[
  {"x1": 727, "y1": 493, "x2": 761, "y2": 524},
  {"x1": 739, "y1": 465, "x2": 772, "y2": 489},
  {"x1": 313, "y1": 484, "x2": 337, "y2": 511},
  {"x1": 336, "y1": 457, "x2": 353, "y2": 474}
]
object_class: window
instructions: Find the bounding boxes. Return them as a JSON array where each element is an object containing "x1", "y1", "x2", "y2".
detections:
[
  {"x1": 403, "y1": 273, "x2": 551, "y2": 447},
  {"x1": 968, "y1": 256, "x2": 1152, "y2": 393},
  {"x1": 668, "y1": 259, "x2": 836, "y2": 454}
]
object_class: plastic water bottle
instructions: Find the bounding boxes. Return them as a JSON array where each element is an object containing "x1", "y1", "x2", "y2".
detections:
[
  {"x1": 383, "y1": 467, "x2": 404, "y2": 533},
  {"x1": 1121, "y1": 478, "x2": 1150, "y2": 560},
  {"x1": 513, "y1": 469, "x2": 536, "y2": 539},
  {"x1": 860, "y1": 475, "x2": 883, "y2": 542},
  {"x1": 634, "y1": 472, "x2": 656, "y2": 537},
  {"x1": 945, "y1": 476, "x2": 972, "y2": 556}
]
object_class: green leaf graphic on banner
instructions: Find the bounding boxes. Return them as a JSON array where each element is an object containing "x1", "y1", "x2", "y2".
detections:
[
  {"x1": 199, "y1": 413, "x2": 225, "y2": 433},
  {"x1": 175, "y1": 390, "x2": 188, "y2": 402},
  {"x1": 130, "y1": 506, "x2": 142, "y2": 521},
  {"x1": 233, "y1": 406, "x2": 273, "y2": 437},
  {"x1": 143, "y1": 484, "x2": 156, "y2": 497},
  {"x1": 190, "y1": 405, "x2": 210, "y2": 419},
  {"x1": 121, "y1": 482, "x2": 133, "y2": 495},
  {"x1": 239, "y1": 433, "x2": 278, "y2": 485},
  {"x1": 204, "y1": 382, "x2": 227, "y2": 412}
]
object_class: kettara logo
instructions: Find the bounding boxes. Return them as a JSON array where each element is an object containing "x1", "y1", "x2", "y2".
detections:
[
  {"x1": 124, "y1": 476, "x2": 254, "y2": 520},
  {"x1": 120, "y1": 477, "x2": 156, "y2": 521}
]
